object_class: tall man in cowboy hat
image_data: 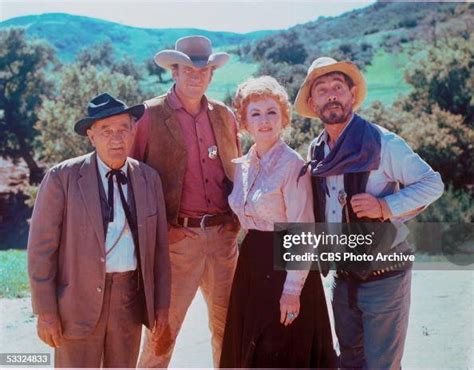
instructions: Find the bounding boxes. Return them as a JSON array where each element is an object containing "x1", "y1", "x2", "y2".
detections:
[
  {"x1": 294, "y1": 57, "x2": 444, "y2": 369},
  {"x1": 132, "y1": 35, "x2": 240, "y2": 367},
  {"x1": 28, "y1": 93, "x2": 170, "y2": 368}
]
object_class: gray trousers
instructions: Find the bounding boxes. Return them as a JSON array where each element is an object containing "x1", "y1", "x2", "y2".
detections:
[
  {"x1": 333, "y1": 269, "x2": 412, "y2": 370},
  {"x1": 55, "y1": 270, "x2": 143, "y2": 368}
]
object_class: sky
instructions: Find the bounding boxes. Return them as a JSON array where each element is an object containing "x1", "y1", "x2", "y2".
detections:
[{"x1": 1, "y1": 1, "x2": 375, "y2": 33}]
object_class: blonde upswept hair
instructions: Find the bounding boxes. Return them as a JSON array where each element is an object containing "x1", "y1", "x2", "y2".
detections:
[{"x1": 233, "y1": 76, "x2": 291, "y2": 132}]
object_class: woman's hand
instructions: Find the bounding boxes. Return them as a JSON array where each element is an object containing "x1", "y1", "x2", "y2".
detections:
[{"x1": 279, "y1": 291, "x2": 300, "y2": 326}]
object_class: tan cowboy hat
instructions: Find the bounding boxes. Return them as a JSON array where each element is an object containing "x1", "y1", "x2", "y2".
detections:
[
  {"x1": 154, "y1": 35, "x2": 229, "y2": 70},
  {"x1": 294, "y1": 57, "x2": 367, "y2": 118}
]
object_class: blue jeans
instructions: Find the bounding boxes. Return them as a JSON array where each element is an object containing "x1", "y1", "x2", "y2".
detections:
[{"x1": 333, "y1": 270, "x2": 412, "y2": 369}]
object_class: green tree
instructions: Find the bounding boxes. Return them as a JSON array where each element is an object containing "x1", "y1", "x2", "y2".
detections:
[
  {"x1": 255, "y1": 62, "x2": 307, "y2": 101},
  {"x1": 77, "y1": 40, "x2": 143, "y2": 81},
  {"x1": 76, "y1": 40, "x2": 115, "y2": 68},
  {"x1": 0, "y1": 28, "x2": 56, "y2": 183},
  {"x1": 362, "y1": 35, "x2": 474, "y2": 190},
  {"x1": 403, "y1": 35, "x2": 473, "y2": 125},
  {"x1": 35, "y1": 63, "x2": 145, "y2": 166},
  {"x1": 146, "y1": 57, "x2": 168, "y2": 83},
  {"x1": 328, "y1": 42, "x2": 374, "y2": 70},
  {"x1": 362, "y1": 101, "x2": 473, "y2": 188},
  {"x1": 266, "y1": 32, "x2": 308, "y2": 65},
  {"x1": 250, "y1": 31, "x2": 307, "y2": 65}
]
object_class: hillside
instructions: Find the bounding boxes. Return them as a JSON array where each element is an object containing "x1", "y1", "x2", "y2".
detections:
[
  {"x1": 0, "y1": 13, "x2": 275, "y2": 62},
  {"x1": 242, "y1": 2, "x2": 471, "y2": 67},
  {"x1": 1, "y1": 2, "x2": 472, "y2": 251},
  {"x1": 233, "y1": 2, "x2": 472, "y2": 107}
]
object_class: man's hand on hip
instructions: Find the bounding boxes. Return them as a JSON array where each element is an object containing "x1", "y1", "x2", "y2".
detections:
[
  {"x1": 168, "y1": 224, "x2": 198, "y2": 244},
  {"x1": 218, "y1": 215, "x2": 240, "y2": 234},
  {"x1": 37, "y1": 313, "x2": 62, "y2": 348}
]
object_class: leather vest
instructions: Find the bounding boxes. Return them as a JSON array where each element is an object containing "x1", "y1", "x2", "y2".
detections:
[{"x1": 144, "y1": 95, "x2": 239, "y2": 223}]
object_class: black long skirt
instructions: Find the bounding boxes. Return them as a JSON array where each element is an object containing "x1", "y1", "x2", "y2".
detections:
[{"x1": 219, "y1": 230, "x2": 337, "y2": 368}]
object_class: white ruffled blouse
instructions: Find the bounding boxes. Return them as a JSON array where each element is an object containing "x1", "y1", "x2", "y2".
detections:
[{"x1": 229, "y1": 139, "x2": 314, "y2": 295}]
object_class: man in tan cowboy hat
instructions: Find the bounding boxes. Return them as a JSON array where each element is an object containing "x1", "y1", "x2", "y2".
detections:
[
  {"x1": 295, "y1": 57, "x2": 444, "y2": 369},
  {"x1": 132, "y1": 35, "x2": 240, "y2": 367},
  {"x1": 28, "y1": 93, "x2": 170, "y2": 367}
]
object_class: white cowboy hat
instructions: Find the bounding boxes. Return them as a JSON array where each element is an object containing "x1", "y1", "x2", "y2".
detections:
[
  {"x1": 154, "y1": 35, "x2": 229, "y2": 70},
  {"x1": 294, "y1": 57, "x2": 367, "y2": 118}
]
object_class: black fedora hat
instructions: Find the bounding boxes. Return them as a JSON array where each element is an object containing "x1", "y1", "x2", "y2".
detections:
[{"x1": 74, "y1": 92, "x2": 145, "y2": 136}]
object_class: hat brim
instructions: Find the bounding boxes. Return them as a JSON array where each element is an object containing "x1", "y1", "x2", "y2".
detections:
[
  {"x1": 74, "y1": 104, "x2": 145, "y2": 136},
  {"x1": 294, "y1": 61, "x2": 367, "y2": 119},
  {"x1": 154, "y1": 50, "x2": 229, "y2": 70}
]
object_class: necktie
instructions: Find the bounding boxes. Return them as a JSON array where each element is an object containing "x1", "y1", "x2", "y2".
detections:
[
  {"x1": 105, "y1": 169, "x2": 140, "y2": 288},
  {"x1": 105, "y1": 170, "x2": 135, "y2": 238}
]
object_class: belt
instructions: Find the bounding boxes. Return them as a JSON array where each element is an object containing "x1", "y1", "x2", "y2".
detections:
[
  {"x1": 105, "y1": 269, "x2": 138, "y2": 281},
  {"x1": 337, "y1": 261, "x2": 412, "y2": 283},
  {"x1": 177, "y1": 213, "x2": 234, "y2": 230},
  {"x1": 337, "y1": 261, "x2": 412, "y2": 309},
  {"x1": 105, "y1": 270, "x2": 140, "y2": 291}
]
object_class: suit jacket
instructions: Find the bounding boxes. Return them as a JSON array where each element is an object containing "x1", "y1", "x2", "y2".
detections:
[{"x1": 27, "y1": 152, "x2": 170, "y2": 339}]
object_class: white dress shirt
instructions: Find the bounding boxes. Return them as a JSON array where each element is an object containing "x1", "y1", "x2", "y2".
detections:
[{"x1": 97, "y1": 156, "x2": 137, "y2": 273}]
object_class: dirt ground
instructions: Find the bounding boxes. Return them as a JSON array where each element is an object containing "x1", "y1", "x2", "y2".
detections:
[{"x1": 0, "y1": 270, "x2": 473, "y2": 369}]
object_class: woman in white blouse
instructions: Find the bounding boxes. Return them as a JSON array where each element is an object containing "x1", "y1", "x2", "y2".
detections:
[{"x1": 219, "y1": 76, "x2": 336, "y2": 368}]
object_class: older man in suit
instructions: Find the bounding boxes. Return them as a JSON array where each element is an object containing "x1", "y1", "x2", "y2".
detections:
[{"x1": 27, "y1": 93, "x2": 170, "y2": 368}]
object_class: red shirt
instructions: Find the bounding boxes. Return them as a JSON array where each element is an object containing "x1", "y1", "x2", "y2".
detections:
[{"x1": 131, "y1": 86, "x2": 238, "y2": 218}]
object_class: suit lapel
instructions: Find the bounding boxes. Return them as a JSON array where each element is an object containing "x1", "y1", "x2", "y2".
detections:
[
  {"x1": 128, "y1": 159, "x2": 147, "y2": 260},
  {"x1": 78, "y1": 152, "x2": 106, "y2": 246}
]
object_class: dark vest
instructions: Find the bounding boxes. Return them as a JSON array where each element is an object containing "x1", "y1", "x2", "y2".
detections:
[
  {"x1": 310, "y1": 139, "x2": 372, "y2": 223},
  {"x1": 309, "y1": 140, "x2": 409, "y2": 280}
]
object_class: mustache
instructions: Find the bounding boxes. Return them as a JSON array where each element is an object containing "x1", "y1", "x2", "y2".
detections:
[{"x1": 322, "y1": 102, "x2": 343, "y2": 111}]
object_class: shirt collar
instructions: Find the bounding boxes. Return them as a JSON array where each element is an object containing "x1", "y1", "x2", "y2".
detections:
[
  {"x1": 166, "y1": 85, "x2": 210, "y2": 114},
  {"x1": 233, "y1": 138, "x2": 286, "y2": 169},
  {"x1": 320, "y1": 113, "x2": 355, "y2": 146},
  {"x1": 96, "y1": 154, "x2": 128, "y2": 180}
]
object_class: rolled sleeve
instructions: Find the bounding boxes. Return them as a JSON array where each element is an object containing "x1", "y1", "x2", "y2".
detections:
[{"x1": 381, "y1": 133, "x2": 444, "y2": 218}]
